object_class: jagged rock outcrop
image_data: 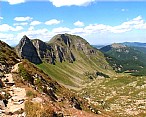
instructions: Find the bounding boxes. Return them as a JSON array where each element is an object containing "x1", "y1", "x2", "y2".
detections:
[
  {"x1": 37, "y1": 34, "x2": 97, "y2": 64},
  {"x1": 15, "y1": 34, "x2": 113, "y2": 80},
  {"x1": 16, "y1": 34, "x2": 99, "y2": 65},
  {"x1": 50, "y1": 34, "x2": 97, "y2": 57},
  {"x1": 32, "y1": 34, "x2": 76, "y2": 64},
  {"x1": 32, "y1": 39, "x2": 56, "y2": 64},
  {"x1": 15, "y1": 35, "x2": 42, "y2": 64}
]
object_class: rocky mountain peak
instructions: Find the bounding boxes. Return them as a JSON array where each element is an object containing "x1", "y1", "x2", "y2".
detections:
[
  {"x1": 111, "y1": 43, "x2": 126, "y2": 49},
  {"x1": 100, "y1": 43, "x2": 127, "y2": 53},
  {"x1": 60, "y1": 34, "x2": 71, "y2": 47},
  {"x1": 47, "y1": 34, "x2": 98, "y2": 63},
  {"x1": 15, "y1": 34, "x2": 105, "y2": 65},
  {"x1": 49, "y1": 34, "x2": 71, "y2": 47},
  {"x1": 15, "y1": 36, "x2": 42, "y2": 64},
  {"x1": 0, "y1": 40, "x2": 4, "y2": 45},
  {"x1": 22, "y1": 35, "x2": 29, "y2": 40}
]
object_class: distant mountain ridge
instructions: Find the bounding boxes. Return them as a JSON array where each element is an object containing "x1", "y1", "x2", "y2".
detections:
[
  {"x1": 100, "y1": 43, "x2": 146, "y2": 73},
  {"x1": 92, "y1": 45, "x2": 106, "y2": 49},
  {"x1": 122, "y1": 42, "x2": 146, "y2": 47},
  {"x1": 100, "y1": 43, "x2": 126, "y2": 53}
]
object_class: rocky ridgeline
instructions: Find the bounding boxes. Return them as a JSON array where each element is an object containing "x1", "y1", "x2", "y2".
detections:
[
  {"x1": 0, "y1": 63, "x2": 26, "y2": 117},
  {"x1": 15, "y1": 36, "x2": 42, "y2": 64},
  {"x1": 15, "y1": 34, "x2": 98, "y2": 64}
]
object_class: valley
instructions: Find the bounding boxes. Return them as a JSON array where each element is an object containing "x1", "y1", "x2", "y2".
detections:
[{"x1": 0, "y1": 34, "x2": 146, "y2": 117}]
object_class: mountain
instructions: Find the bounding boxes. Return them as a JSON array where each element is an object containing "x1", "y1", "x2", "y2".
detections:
[
  {"x1": 16, "y1": 34, "x2": 114, "y2": 89},
  {"x1": 121, "y1": 42, "x2": 146, "y2": 55},
  {"x1": 0, "y1": 40, "x2": 103, "y2": 116},
  {"x1": 17, "y1": 60, "x2": 100, "y2": 116},
  {"x1": 15, "y1": 35, "x2": 42, "y2": 64},
  {"x1": 92, "y1": 45, "x2": 106, "y2": 49},
  {"x1": 100, "y1": 43, "x2": 146, "y2": 73},
  {"x1": 1, "y1": 36, "x2": 146, "y2": 116},
  {"x1": 0, "y1": 40, "x2": 19, "y2": 74},
  {"x1": 122, "y1": 42, "x2": 146, "y2": 48}
]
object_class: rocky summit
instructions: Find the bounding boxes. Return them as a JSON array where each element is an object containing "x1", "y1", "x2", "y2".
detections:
[
  {"x1": 15, "y1": 35, "x2": 42, "y2": 64},
  {"x1": 48, "y1": 34, "x2": 97, "y2": 63},
  {"x1": 15, "y1": 34, "x2": 113, "y2": 88},
  {"x1": 16, "y1": 34, "x2": 101, "y2": 65}
]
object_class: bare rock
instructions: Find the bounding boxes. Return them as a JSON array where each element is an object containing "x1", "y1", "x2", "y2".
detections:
[
  {"x1": 0, "y1": 100, "x2": 6, "y2": 110},
  {"x1": 15, "y1": 35, "x2": 42, "y2": 64}
]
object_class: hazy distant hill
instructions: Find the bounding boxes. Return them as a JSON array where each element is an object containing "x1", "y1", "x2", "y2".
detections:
[
  {"x1": 92, "y1": 45, "x2": 106, "y2": 49},
  {"x1": 121, "y1": 42, "x2": 146, "y2": 55},
  {"x1": 100, "y1": 43, "x2": 146, "y2": 73},
  {"x1": 122, "y1": 42, "x2": 146, "y2": 48}
]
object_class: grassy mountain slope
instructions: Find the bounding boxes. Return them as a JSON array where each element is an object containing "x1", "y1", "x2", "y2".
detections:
[
  {"x1": 0, "y1": 40, "x2": 19, "y2": 75},
  {"x1": 1, "y1": 40, "x2": 105, "y2": 116},
  {"x1": 17, "y1": 60, "x2": 102, "y2": 116},
  {"x1": 36, "y1": 34, "x2": 114, "y2": 89},
  {"x1": 0, "y1": 40, "x2": 19, "y2": 66},
  {"x1": 78, "y1": 73, "x2": 146, "y2": 117},
  {"x1": 133, "y1": 46, "x2": 146, "y2": 54}
]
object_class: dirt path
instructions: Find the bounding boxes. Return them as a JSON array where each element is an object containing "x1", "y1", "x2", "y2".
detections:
[{"x1": 1, "y1": 63, "x2": 26, "y2": 117}]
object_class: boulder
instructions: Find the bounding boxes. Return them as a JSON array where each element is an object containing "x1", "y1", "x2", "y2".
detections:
[
  {"x1": 0, "y1": 79, "x2": 4, "y2": 88},
  {"x1": 0, "y1": 100, "x2": 6, "y2": 109}
]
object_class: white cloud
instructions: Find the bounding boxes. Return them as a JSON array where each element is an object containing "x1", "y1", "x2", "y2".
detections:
[
  {"x1": 14, "y1": 17, "x2": 33, "y2": 22},
  {"x1": 45, "y1": 19, "x2": 61, "y2": 25},
  {"x1": 121, "y1": 9, "x2": 125, "y2": 12},
  {"x1": 13, "y1": 22, "x2": 28, "y2": 26},
  {"x1": 23, "y1": 16, "x2": 146, "y2": 41},
  {"x1": 121, "y1": 9, "x2": 128, "y2": 12},
  {"x1": 8, "y1": 0, "x2": 25, "y2": 4},
  {"x1": 0, "y1": 24, "x2": 15, "y2": 32},
  {"x1": 82, "y1": 16, "x2": 146, "y2": 34},
  {"x1": 1, "y1": 16, "x2": 146, "y2": 46},
  {"x1": 1, "y1": 0, "x2": 25, "y2": 4},
  {"x1": 0, "y1": 33, "x2": 14, "y2": 41},
  {"x1": 1, "y1": 0, "x2": 146, "y2": 6},
  {"x1": 85, "y1": 24, "x2": 109, "y2": 33},
  {"x1": 49, "y1": 0, "x2": 96, "y2": 7},
  {"x1": 74, "y1": 21, "x2": 84, "y2": 27},
  {"x1": 71, "y1": 28, "x2": 84, "y2": 34},
  {"x1": 13, "y1": 26, "x2": 24, "y2": 31},
  {"x1": 0, "y1": 17, "x2": 3, "y2": 20},
  {"x1": 16, "y1": 28, "x2": 53, "y2": 42},
  {"x1": 28, "y1": 26, "x2": 34, "y2": 31},
  {"x1": 121, "y1": 16, "x2": 146, "y2": 30},
  {"x1": 0, "y1": 24, "x2": 23, "y2": 32},
  {"x1": 48, "y1": 0, "x2": 146, "y2": 7},
  {"x1": 52, "y1": 27, "x2": 71, "y2": 34},
  {"x1": 30, "y1": 21, "x2": 42, "y2": 26}
]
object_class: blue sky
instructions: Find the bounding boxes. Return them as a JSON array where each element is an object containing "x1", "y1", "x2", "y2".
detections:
[{"x1": 0, "y1": 0, "x2": 146, "y2": 45}]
